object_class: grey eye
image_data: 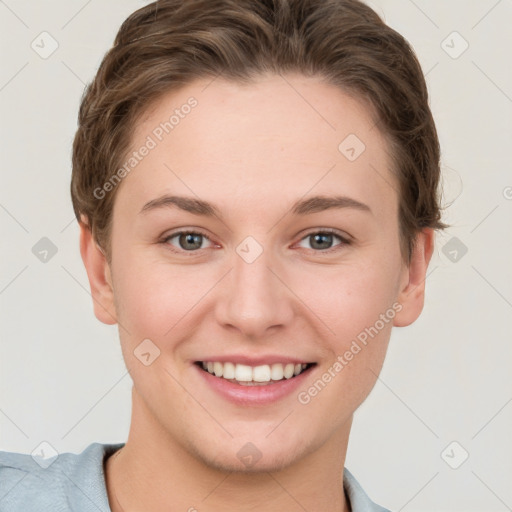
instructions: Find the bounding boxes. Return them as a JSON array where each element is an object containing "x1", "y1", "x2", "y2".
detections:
[
  {"x1": 297, "y1": 232, "x2": 345, "y2": 251},
  {"x1": 179, "y1": 233, "x2": 203, "y2": 250},
  {"x1": 309, "y1": 233, "x2": 334, "y2": 250},
  {"x1": 166, "y1": 232, "x2": 212, "y2": 251}
]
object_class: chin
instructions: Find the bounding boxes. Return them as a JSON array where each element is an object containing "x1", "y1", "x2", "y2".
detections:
[
  {"x1": 200, "y1": 447, "x2": 304, "y2": 474},
  {"x1": 186, "y1": 430, "x2": 317, "y2": 474}
]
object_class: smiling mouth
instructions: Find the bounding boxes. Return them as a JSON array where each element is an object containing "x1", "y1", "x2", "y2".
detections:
[{"x1": 195, "y1": 361, "x2": 316, "y2": 386}]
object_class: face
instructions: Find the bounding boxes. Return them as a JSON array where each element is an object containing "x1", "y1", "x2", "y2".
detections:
[{"x1": 82, "y1": 73, "x2": 432, "y2": 473}]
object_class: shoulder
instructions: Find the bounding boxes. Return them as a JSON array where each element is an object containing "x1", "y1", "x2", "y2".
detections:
[
  {"x1": 0, "y1": 442, "x2": 124, "y2": 512},
  {"x1": 343, "y1": 467, "x2": 392, "y2": 512}
]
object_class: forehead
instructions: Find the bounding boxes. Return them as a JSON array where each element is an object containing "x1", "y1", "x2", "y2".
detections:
[{"x1": 116, "y1": 73, "x2": 397, "y2": 220}]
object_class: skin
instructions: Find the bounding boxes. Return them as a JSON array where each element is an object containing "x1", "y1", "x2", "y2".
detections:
[{"x1": 80, "y1": 73, "x2": 434, "y2": 511}]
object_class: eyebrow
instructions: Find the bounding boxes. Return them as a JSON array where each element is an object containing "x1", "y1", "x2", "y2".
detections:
[
  {"x1": 291, "y1": 195, "x2": 371, "y2": 215},
  {"x1": 139, "y1": 194, "x2": 372, "y2": 217},
  {"x1": 140, "y1": 195, "x2": 219, "y2": 216}
]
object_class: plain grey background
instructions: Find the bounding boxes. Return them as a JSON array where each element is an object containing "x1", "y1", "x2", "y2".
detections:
[{"x1": 1, "y1": 1, "x2": 511, "y2": 511}]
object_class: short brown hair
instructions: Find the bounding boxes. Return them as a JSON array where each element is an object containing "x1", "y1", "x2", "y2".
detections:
[{"x1": 71, "y1": 0, "x2": 447, "y2": 264}]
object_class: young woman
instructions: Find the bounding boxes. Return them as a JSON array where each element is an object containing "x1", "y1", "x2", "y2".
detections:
[{"x1": 0, "y1": 1, "x2": 446, "y2": 510}]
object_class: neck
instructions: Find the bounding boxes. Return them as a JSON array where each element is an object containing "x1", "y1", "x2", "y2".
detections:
[{"x1": 106, "y1": 389, "x2": 352, "y2": 512}]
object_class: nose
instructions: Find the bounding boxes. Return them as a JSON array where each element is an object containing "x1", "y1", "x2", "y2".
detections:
[{"x1": 214, "y1": 246, "x2": 294, "y2": 339}]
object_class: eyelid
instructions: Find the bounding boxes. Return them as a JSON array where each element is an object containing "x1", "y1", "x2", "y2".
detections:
[
  {"x1": 161, "y1": 228, "x2": 216, "y2": 253},
  {"x1": 298, "y1": 227, "x2": 351, "y2": 242},
  {"x1": 295, "y1": 228, "x2": 351, "y2": 252},
  {"x1": 161, "y1": 227, "x2": 351, "y2": 254}
]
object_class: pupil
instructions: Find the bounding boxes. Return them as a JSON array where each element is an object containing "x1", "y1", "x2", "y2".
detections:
[
  {"x1": 180, "y1": 233, "x2": 202, "y2": 250},
  {"x1": 311, "y1": 233, "x2": 332, "y2": 250}
]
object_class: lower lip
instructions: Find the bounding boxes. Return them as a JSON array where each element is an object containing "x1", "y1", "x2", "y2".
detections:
[{"x1": 194, "y1": 364, "x2": 314, "y2": 406}]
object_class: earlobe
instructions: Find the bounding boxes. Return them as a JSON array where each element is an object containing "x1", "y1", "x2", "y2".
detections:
[
  {"x1": 393, "y1": 228, "x2": 435, "y2": 327},
  {"x1": 79, "y1": 216, "x2": 118, "y2": 325}
]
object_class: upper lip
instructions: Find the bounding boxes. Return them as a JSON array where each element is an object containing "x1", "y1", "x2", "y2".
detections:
[{"x1": 195, "y1": 355, "x2": 315, "y2": 366}]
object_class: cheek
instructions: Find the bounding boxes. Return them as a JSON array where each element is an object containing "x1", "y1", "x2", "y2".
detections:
[
  {"x1": 111, "y1": 251, "x2": 228, "y2": 368},
  {"x1": 294, "y1": 252, "x2": 402, "y2": 345},
  {"x1": 292, "y1": 259, "x2": 399, "y2": 418},
  {"x1": 111, "y1": 250, "x2": 196, "y2": 339}
]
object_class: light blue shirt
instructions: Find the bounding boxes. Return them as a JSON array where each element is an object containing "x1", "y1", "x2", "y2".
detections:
[{"x1": 0, "y1": 443, "x2": 391, "y2": 511}]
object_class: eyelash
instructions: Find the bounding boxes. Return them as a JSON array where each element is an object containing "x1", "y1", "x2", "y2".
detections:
[{"x1": 160, "y1": 228, "x2": 351, "y2": 255}]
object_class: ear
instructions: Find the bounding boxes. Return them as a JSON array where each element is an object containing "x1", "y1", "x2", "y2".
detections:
[
  {"x1": 79, "y1": 215, "x2": 118, "y2": 325},
  {"x1": 393, "y1": 228, "x2": 435, "y2": 327}
]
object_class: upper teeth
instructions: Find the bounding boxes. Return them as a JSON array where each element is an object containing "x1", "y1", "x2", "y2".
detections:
[{"x1": 201, "y1": 362, "x2": 308, "y2": 382}]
